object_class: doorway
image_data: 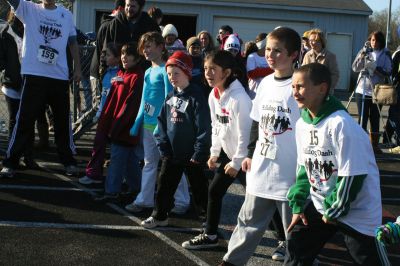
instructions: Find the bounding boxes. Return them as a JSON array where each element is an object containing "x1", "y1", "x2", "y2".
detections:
[{"x1": 161, "y1": 15, "x2": 197, "y2": 46}]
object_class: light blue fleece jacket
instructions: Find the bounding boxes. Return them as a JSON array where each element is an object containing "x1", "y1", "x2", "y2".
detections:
[{"x1": 130, "y1": 64, "x2": 173, "y2": 136}]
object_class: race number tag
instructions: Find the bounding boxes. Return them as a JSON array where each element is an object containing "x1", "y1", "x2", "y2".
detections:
[
  {"x1": 37, "y1": 45, "x2": 59, "y2": 65},
  {"x1": 144, "y1": 102, "x2": 156, "y2": 116},
  {"x1": 260, "y1": 142, "x2": 277, "y2": 160},
  {"x1": 166, "y1": 97, "x2": 188, "y2": 113}
]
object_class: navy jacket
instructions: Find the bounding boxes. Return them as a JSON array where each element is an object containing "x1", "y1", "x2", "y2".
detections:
[{"x1": 156, "y1": 83, "x2": 211, "y2": 163}]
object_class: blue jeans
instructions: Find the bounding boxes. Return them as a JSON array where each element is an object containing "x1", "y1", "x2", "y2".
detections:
[{"x1": 105, "y1": 143, "x2": 141, "y2": 194}]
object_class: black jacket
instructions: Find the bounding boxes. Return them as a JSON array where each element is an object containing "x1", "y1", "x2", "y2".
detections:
[
  {"x1": 0, "y1": 24, "x2": 22, "y2": 91},
  {"x1": 105, "y1": 11, "x2": 160, "y2": 45},
  {"x1": 156, "y1": 84, "x2": 211, "y2": 163}
]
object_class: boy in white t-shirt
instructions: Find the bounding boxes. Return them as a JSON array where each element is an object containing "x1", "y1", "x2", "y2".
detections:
[
  {"x1": 285, "y1": 63, "x2": 381, "y2": 265},
  {"x1": 219, "y1": 27, "x2": 301, "y2": 266}
]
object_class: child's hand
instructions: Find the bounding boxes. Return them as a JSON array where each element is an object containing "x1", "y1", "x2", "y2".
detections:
[
  {"x1": 224, "y1": 163, "x2": 238, "y2": 178},
  {"x1": 241, "y1": 158, "x2": 252, "y2": 172},
  {"x1": 207, "y1": 156, "x2": 219, "y2": 170},
  {"x1": 322, "y1": 215, "x2": 336, "y2": 225},
  {"x1": 287, "y1": 213, "x2": 308, "y2": 233}
]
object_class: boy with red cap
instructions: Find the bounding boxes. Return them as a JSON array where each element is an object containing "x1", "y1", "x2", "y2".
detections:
[{"x1": 141, "y1": 51, "x2": 212, "y2": 228}]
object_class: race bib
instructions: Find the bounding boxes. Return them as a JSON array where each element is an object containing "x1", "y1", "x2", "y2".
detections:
[
  {"x1": 144, "y1": 102, "x2": 156, "y2": 116},
  {"x1": 260, "y1": 142, "x2": 277, "y2": 160},
  {"x1": 166, "y1": 97, "x2": 188, "y2": 113},
  {"x1": 37, "y1": 45, "x2": 59, "y2": 65}
]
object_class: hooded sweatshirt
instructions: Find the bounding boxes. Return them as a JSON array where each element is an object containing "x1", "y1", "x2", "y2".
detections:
[
  {"x1": 209, "y1": 79, "x2": 252, "y2": 170},
  {"x1": 287, "y1": 96, "x2": 382, "y2": 236},
  {"x1": 156, "y1": 83, "x2": 211, "y2": 163}
]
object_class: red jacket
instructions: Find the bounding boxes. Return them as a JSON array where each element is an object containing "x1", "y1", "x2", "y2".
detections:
[{"x1": 97, "y1": 66, "x2": 144, "y2": 146}]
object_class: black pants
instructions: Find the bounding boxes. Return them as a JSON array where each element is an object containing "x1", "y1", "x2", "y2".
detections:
[
  {"x1": 385, "y1": 101, "x2": 400, "y2": 145},
  {"x1": 205, "y1": 150, "x2": 246, "y2": 235},
  {"x1": 152, "y1": 158, "x2": 208, "y2": 221},
  {"x1": 3, "y1": 75, "x2": 76, "y2": 168},
  {"x1": 284, "y1": 203, "x2": 380, "y2": 266},
  {"x1": 355, "y1": 93, "x2": 381, "y2": 133},
  {"x1": 4, "y1": 95, "x2": 34, "y2": 159}
]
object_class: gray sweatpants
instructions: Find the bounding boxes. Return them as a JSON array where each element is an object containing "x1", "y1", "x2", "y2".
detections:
[{"x1": 223, "y1": 193, "x2": 292, "y2": 266}]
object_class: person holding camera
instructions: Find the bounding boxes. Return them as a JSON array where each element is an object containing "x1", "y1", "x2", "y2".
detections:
[{"x1": 352, "y1": 31, "x2": 392, "y2": 154}]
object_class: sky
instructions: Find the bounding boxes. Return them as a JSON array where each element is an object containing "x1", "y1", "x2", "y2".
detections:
[{"x1": 364, "y1": 0, "x2": 400, "y2": 12}]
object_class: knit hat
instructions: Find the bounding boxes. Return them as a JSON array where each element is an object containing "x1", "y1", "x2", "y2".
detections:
[
  {"x1": 162, "y1": 24, "x2": 178, "y2": 38},
  {"x1": 223, "y1": 34, "x2": 240, "y2": 52},
  {"x1": 165, "y1": 51, "x2": 193, "y2": 80},
  {"x1": 186, "y1": 37, "x2": 201, "y2": 50}
]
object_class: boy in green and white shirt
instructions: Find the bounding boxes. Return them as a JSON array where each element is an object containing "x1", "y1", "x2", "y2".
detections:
[{"x1": 285, "y1": 63, "x2": 382, "y2": 265}]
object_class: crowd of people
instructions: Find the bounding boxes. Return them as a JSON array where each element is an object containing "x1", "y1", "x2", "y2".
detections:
[{"x1": 1, "y1": 0, "x2": 398, "y2": 265}]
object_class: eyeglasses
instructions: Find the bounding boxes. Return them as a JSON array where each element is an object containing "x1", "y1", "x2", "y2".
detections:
[{"x1": 218, "y1": 31, "x2": 226, "y2": 35}]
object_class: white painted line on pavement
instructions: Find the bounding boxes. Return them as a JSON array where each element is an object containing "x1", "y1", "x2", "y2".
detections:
[
  {"x1": 0, "y1": 184, "x2": 102, "y2": 192},
  {"x1": 382, "y1": 198, "x2": 400, "y2": 201},
  {"x1": 50, "y1": 171, "x2": 210, "y2": 266},
  {"x1": 0, "y1": 221, "x2": 143, "y2": 230}
]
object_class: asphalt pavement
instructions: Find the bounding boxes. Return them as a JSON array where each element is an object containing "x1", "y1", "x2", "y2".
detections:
[{"x1": 0, "y1": 94, "x2": 399, "y2": 266}]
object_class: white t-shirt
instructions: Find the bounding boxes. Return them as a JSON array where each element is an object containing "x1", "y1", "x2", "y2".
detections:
[
  {"x1": 16, "y1": 1, "x2": 76, "y2": 80},
  {"x1": 295, "y1": 110, "x2": 382, "y2": 236},
  {"x1": 246, "y1": 75, "x2": 300, "y2": 200},
  {"x1": 246, "y1": 52, "x2": 268, "y2": 93}
]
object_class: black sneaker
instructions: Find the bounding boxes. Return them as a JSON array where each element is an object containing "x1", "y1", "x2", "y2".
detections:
[
  {"x1": 271, "y1": 240, "x2": 286, "y2": 261},
  {"x1": 182, "y1": 233, "x2": 219, "y2": 250}
]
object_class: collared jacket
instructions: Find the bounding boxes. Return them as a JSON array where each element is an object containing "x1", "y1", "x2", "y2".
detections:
[
  {"x1": 156, "y1": 83, "x2": 211, "y2": 163},
  {"x1": 0, "y1": 24, "x2": 22, "y2": 91},
  {"x1": 303, "y1": 48, "x2": 340, "y2": 91}
]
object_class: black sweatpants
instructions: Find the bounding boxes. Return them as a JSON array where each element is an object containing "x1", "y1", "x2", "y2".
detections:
[
  {"x1": 152, "y1": 158, "x2": 209, "y2": 221},
  {"x1": 284, "y1": 203, "x2": 380, "y2": 266},
  {"x1": 205, "y1": 150, "x2": 246, "y2": 235},
  {"x1": 3, "y1": 75, "x2": 76, "y2": 168}
]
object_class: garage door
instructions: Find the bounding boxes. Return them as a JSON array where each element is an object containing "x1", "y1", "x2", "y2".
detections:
[
  {"x1": 213, "y1": 16, "x2": 312, "y2": 45},
  {"x1": 326, "y1": 33, "x2": 353, "y2": 91}
]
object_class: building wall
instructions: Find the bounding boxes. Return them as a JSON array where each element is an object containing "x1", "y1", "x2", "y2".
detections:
[{"x1": 73, "y1": 0, "x2": 368, "y2": 58}]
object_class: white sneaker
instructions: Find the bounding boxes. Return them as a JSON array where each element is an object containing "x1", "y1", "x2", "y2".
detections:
[
  {"x1": 0, "y1": 167, "x2": 15, "y2": 178},
  {"x1": 125, "y1": 202, "x2": 145, "y2": 213},
  {"x1": 141, "y1": 216, "x2": 168, "y2": 229},
  {"x1": 170, "y1": 205, "x2": 189, "y2": 215},
  {"x1": 271, "y1": 240, "x2": 286, "y2": 261},
  {"x1": 65, "y1": 165, "x2": 78, "y2": 176},
  {"x1": 78, "y1": 175, "x2": 102, "y2": 185}
]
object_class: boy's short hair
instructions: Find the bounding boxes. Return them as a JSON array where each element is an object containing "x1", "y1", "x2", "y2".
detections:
[
  {"x1": 294, "y1": 63, "x2": 332, "y2": 96},
  {"x1": 268, "y1": 27, "x2": 301, "y2": 59}
]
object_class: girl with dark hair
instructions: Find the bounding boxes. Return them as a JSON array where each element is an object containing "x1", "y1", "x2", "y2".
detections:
[
  {"x1": 352, "y1": 30, "x2": 392, "y2": 153},
  {"x1": 182, "y1": 50, "x2": 252, "y2": 249},
  {"x1": 94, "y1": 42, "x2": 144, "y2": 201},
  {"x1": 79, "y1": 42, "x2": 121, "y2": 185},
  {"x1": 125, "y1": 32, "x2": 190, "y2": 213}
]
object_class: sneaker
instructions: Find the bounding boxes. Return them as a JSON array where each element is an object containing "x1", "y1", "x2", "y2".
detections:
[
  {"x1": 170, "y1": 205, "x2": 189, "y2": 215},
  {"x1": 65, "y1": 165, "x2": 78, "y2": 176},
  {"x1": 0, "y1": 167, "x2": 15, "y2": 178},
  {"x1": 271, "y1": 240, "x2": 286, "y2": 261},
  {"x1": 78, "y1": 175, "x2": 102, "y2": 185},
  {"x1": 125, "y1": 202, "x2": 145, "y2": 213},
  {"x1": 182, "y1": 233, "x2": 219, "y2": 250},
  {"x1": 141, "y1": 216, "x2": 168, "y2": 229},
  {"x1": 94, "y1": 193, "x2": 119, "y2": 203},
  {"x1": 389, "y1": 146, "x2": 400, "y2": 154}
]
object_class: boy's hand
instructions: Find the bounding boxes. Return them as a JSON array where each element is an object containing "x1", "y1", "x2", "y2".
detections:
[
  {"x1": 287, "y1": 213, "x2": 308, "y2": 233},
  {"x1": 322, "y1": 215, "x2": 336, "y2": 225},
  {"x1": 241, "y1": 158, "x2": 252, "y2": 172},
  {"x1": 207, "y1": 156, "x2": 219, "y2": 170},
  {"x1": 224, "y1": 163, "x2": 238, "y2": 178}
]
